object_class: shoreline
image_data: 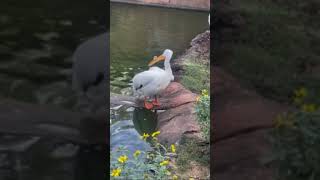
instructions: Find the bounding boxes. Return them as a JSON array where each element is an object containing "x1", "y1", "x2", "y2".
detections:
[{"x1": 110, "y1": 0, "x2": 210, "y2": 11}]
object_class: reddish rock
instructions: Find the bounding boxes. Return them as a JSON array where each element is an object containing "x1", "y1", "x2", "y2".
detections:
[
  {"x1": 213, "y1": 130, "x2": 275, "y2": 180},
  {"x1": 156, "y1": 82, "x2": 198, "y2": 110},
  {"x1": 211, "y1": 66, "x2": 290, "y2": 180},
  {"x1": 157, "y1": 103, "x2": 201, "y2": 144},
  {"x1": 153, "y1": 82, "x2": 202, "y2": 144},
  {"x1": 212, "y1": 66, "x2": 290, "y2": 141}
]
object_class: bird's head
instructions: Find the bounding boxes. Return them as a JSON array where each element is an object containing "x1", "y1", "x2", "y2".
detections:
[{"x1": 148, "y1": 49, "x2": 173, "y2": 66}]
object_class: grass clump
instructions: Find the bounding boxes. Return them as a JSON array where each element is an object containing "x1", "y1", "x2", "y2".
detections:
[
  {"x1": 223, "y1": 0, "x2": 320, "y2": 102},
  {"x1": 181, "y1": 61, "x2": 209, "y2": 93},
  {"x1": 195, "y1": 89, "x2": 210, "y2": 141},
  {"x1": 176, "y1": 136, "x2": 210, "y2": 179}
]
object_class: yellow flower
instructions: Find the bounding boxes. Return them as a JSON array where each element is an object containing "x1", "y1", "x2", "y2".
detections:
[
  {"x1": 111, "y1": 168, "x2": 121, "y2": 177},
  {"x1": 160, "y1": 160, "x2": 169, "y2": 166},
  {"x1": 273, "y1": 114, "x2": 294, "y2": 128},
  {"x1": 201, "y1": 89, "x2": 208, "y2": 96},
  {"x1": 189, "y1": 178, "x2": 195, "y2": 180},
  {"x1": 301, "y1": 104, "x2": 317, "y2": 113},
  {"x1": 151, "y1": 131, "x2": 160, "y2": 137},
  {"x1": 294, "y1": 87, "x2": 307, "y2": 98},
  {"x1": 172, "y1": 175, "x2": 178, "y2": 180},
  {"x1": 133, "y1": 150, "x2": 141, "y2": 157},
  {"x1": 196, "y1": 96, "x2": 201, "y2": 102},
  {"x1": 171, "y1": 144, "x2": 176, "y2": 153},
  {"x1": 293, "y1": 97, "x2": 303, "y2": 105},
  {"x1": 118, "y1": 155, "x2": 128, "y2": 163},
  {"x1": 141, "y1": 133, "x2": 150, "y2": 140}
]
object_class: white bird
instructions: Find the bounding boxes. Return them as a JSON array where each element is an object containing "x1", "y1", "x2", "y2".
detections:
[{"x1": 132, "y1": 49, "x2": 174, "y2": 109}]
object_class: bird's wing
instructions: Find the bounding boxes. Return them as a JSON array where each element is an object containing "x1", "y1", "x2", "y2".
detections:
[
  {"x1": 149, "y1": 66, "x2": 164, "y2": 72},
  {"x1": 132, "y1": 67, "x2": 165, "y2": 90},
  {"x1": 132, "y1": 70, "x2": 159, "y2": 91}
]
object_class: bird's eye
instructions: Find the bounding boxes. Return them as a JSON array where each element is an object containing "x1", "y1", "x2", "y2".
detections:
[{"x1": 136, "y1": 84, "x2": 143, "y2": 91}]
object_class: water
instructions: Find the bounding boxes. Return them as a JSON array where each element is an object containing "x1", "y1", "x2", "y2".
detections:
[
  {"x1": 109, "y1": 3, "x2": 208, "y2": 153},
  {"x1": 110, "y1": 2, "x2": 208, "y2": 93},
  {"x1": 0, "y1": 0, "x2": 107, "y2": 108},
  {"x1": 110, "y1": 3, "x2": 208, "y2": 158},
  {"x1": 0, "y1": 0, "x2": 107, "y2": 179}
]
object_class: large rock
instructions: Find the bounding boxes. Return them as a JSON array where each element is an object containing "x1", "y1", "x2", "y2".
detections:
[
  {"x1": 213, "y1": 130, "x2": 275, "y2": 180},
  {"x1": 156, "y1": 82, "x2": 202, "y2": 144},
  {"x1": 156, "y1": 82, "x2": 198, "y2": 110},
  {"x1": 212, "y1": 66, "x2": 290, "y2": 180},
  {"x1": 110, "y1": 82, "x2": 202, "y2": 145},
  {"x1": 212, "y1": 66, "x2": 290, "y2": 141}
]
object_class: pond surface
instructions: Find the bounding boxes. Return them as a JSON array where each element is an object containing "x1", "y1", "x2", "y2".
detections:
[
  {"x1": 109, "y1": 3, "x2": 208, "y2": 156},
  {"x1": 110, "y1": 2, "x2": 208, "y2": 93}
]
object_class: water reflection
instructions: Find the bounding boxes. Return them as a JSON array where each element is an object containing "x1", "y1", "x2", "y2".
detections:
[{"x1": 110, "y1": 107, "x2": 157, "y2": 154}]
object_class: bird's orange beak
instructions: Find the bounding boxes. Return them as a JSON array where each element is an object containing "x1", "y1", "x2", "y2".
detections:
[{"x1": 148, "y1": 55, "x2": 166, "y2": 66}]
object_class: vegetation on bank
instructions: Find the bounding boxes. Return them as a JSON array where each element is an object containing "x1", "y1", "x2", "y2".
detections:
[
  {"x1": 196, "y1": 89, "x2": 210, "y2": 141},
  {"x1": 110, "y1": 131, "x2": 179, "y2": 180},
  {"x1": 222, "y1": 0, "x2": 320, "y2": 103},
  {"x1": 176, "y1": 136, "x2": 210, "y2": 179},
  {"x1": 271, "y1": 87, "x2": 319, "y2": 180},
  {"x1": 178, "y1": 49, "x2": 210, "y2": 179},
  {"x1": 216, "y1": 0, "x2": 320, "y2": 179},
  {"x1": 181, "y1": 61, "x2": 209, "y2": 93},
  {"x1": 181, "y1": 56, "x2": 210, "y2": 142}
]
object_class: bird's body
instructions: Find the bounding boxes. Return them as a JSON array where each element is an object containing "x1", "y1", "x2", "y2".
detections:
[
  {"x1": 132, "y1": 67, "x2": 171, "y2": 98},
  {"x1": 132, "y1": 49, "x2": 174, "y2": 109}
]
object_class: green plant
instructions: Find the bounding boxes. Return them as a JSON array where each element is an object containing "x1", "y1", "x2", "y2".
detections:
[
  {"x1": 270, "y1": 88, "x2": 320, "y2": 180},
  {"x1": 181, "y1": 62, "x2": 209, "y2": 93},
  {"x1": 176, "y1": 136, "x2": 210, "y2": 171},
  {"x1": 110, "y1": 131, "x2": 179, "y2": 180},
  {"x1": 195, "y1": 89, "x2": 210, "y2": 141},
  {"x1": 223, "y1": 0, "x2": 320, "y2": 103}
]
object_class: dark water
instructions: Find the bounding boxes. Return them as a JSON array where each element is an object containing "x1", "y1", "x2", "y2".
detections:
[
  {"x1": 0, "y1": 0, "x2": 107, "y2": 179},
  {"x1": 0, "y1": 0, "x2": 107, "y2": 108}
]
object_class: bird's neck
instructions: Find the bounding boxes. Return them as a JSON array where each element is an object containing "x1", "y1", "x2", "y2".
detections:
[{"x1": 164, "y1": 59, "x2": 172, "y2": 76}]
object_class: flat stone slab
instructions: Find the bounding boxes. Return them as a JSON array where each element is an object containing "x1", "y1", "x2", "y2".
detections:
[
  {"x1": 110, "y1": 82, "x2": 202, "y2": 145},
  {"x1": 212, "y1": 67, "x2": 289, "y2": 141},
  {"x1": 213, "y1": 130, "x2": 274, "y2": 180},
  {"x1": 156, "y1": 82, "x2": 202, "y2": 144},
  {"x1": 212, "y1": 66, "x2": 290, "y2": 180}
]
